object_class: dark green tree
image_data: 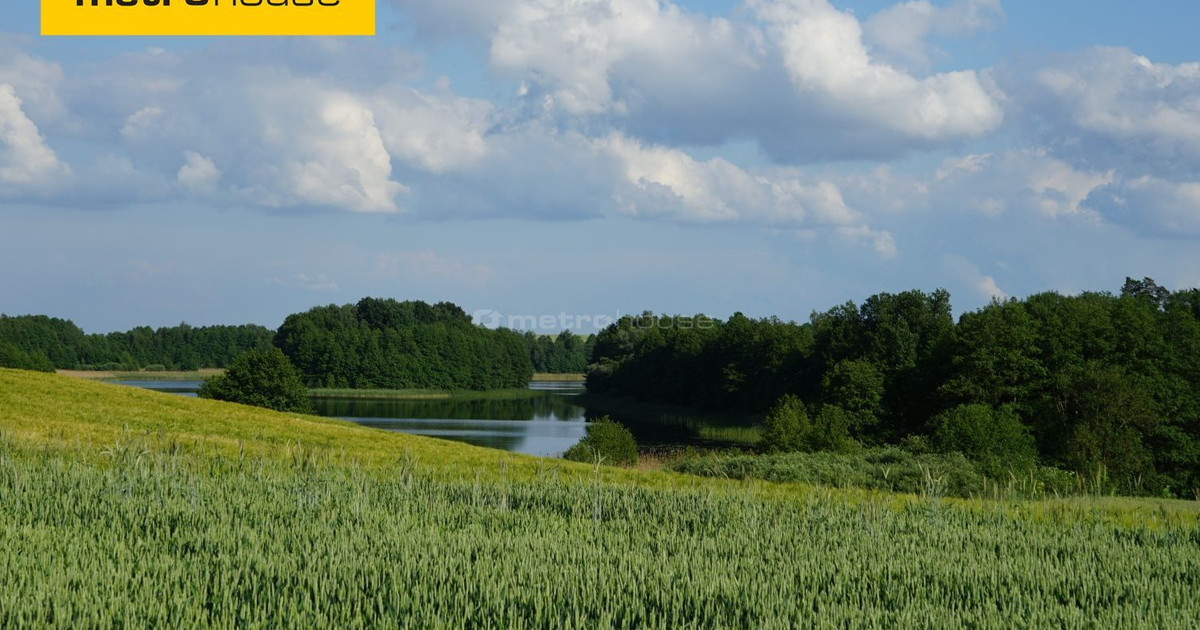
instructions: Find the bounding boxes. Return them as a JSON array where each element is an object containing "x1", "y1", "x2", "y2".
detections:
[
  {"x1": 760, "y1": 394, "x2": 809, "y2": 453},
  {"x1": 198, "y1": 348, "x2": 313, "y2": 414},
  {"x1": 820, "y1": 359, "x2": 884, "y2": 440},
  {"x1": 0, "y1": 342, "x2": 55, "y2": 372}
]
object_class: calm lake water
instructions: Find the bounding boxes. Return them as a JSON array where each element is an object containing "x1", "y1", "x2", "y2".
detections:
[
  {"x1": 109, "y1": 379, "x2": 590, "y2": 457},
  {"x1": 108, "y1": 379, "x2": 758, "y2": 456}
]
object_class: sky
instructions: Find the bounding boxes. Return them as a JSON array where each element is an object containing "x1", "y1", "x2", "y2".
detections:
[{"x1": 3, "y1": 0, "x2": 1200, "y2": 333}]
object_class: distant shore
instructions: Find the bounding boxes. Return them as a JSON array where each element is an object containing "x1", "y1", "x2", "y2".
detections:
[
  {"x1": 58, "y1": 369, "x2": 223, "y2": 381},
  {"x1": 530, "y1": 373, "x2": 585, "y2": 382}
]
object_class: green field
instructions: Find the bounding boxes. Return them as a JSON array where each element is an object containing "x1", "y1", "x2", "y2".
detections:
[{"x1": 2, "y1": 368, "x2": 1198, "y2": 627}]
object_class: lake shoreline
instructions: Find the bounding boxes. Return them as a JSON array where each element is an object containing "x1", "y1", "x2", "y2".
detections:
[
  {"x1": 308, "y1": 387, "x2": 573, "y2": 401},
  {"x1": 58, "y1": 368, "x2": 224, "y2": 381}
]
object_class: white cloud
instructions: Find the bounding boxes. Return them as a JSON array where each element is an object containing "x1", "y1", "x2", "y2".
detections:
[
  {"x1": 835, "y1": 225, "x2": 900, "y2": 259},
  {"x1": 751, "y1": 0, "x2": 1003, "y2": 142},
  {"x1": 1023, "y1": 47, "x2": 1200, "y2": 178},
  {"x1": 848, "y1": 149, "x2": 1113, "y2": 221},
  {"x1": 1086, "y1": 176, "x2": 1200, "y2": 237},
  {"x1": 372, "y1": 86, "x2": 492, "y2": 174},
  {"x1": 489, "y1": 0, "x2": 756, "y2": 116},
  {"x1": 278, "y1": 92, "x2": 406, "y2": 213},
  {"x1": 0, "y1": 37, "x2": 67, "y2": 124},
  {"x1": 392, "y1": 0, "x2": 1003, "y2": 161},
  {"x1": 0, "y1": 83, "x2": 69, "y2": 192},
  {"x1": 604, "y1": 133, "x2": 863, "y2": 228},
  {"x1": 120, "y1": 106, "x2": 167, "y2": 142},
  {"x1": 945, "y1": 254, "x2": 1007, "y2": 301},
  {"x1": 864, "y1": 0, "x2": 1004, "y2": 69},
  {"x1": 177, "y1": 151, "x2": 220, "y2": 195}
]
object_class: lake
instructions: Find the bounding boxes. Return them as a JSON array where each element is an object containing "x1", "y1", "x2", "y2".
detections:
[
  {"x1": 107, "y1": 379, "x2": 758, "y2": 456},
  {"x1": 107, "y1": 379, "x2": 590, "y2": 457}
]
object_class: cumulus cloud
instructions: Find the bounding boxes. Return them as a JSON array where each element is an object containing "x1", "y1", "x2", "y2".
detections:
[
  {"x1": 0, "y1": 34, "x2": 898, "y2": 258},
  {"x1": 177, "y1": 151, "x2": 220, "y2": 195},
  {"x1": 863, "y1": 0, "x2": 1005, "y2": 69},
  {"x1": 843, "y1": 149, "x2": 1114, "y2": 222},
  {"x1": 945, "y1": 254, "x2": 1008, "y2": 301},
  {"x1": 0, "y1": 83, "x2": 69, "y2": 193},
  {"x1": 1022, "y1": 47, "x2": 1200, "y2": 179},
  {"x1": 1086, "y1": 176, "x2": 1200, "y2": 237},
  {"x1": 60, "y1": 50, "x2": 413, "y2": 213},
  {"x1": 393, "y1": 0, "x2": 1004, "y2": 161},
  {"x1": 0, "y1": 37, "x2": 67, "y2": 124},
  {"x1": 277, "y1": 91, "x2": 406, "y2": 213},
  {"x1": 371, "y1": 85, "x2": 492, "y2": 174},
  {"x1": 489, "y1": 0, "x2": 757, "y2": 116},
  {"x1": 750, "y1": 0, "x2": 1003, "y2": 143},
  {"x1": 603, "y1": 133, "x2": 861, "y2": 227}
]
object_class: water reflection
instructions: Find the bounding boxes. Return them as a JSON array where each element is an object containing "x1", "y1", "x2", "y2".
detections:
[
  {"x1": 105, "y1": 378, "x2": 756, "y2": 456},
  {"x1": 311, "y1": 388, "x2": 588, "y2": 456},
  {"x1": 105, "y1": 380, "x2": 203, "y2": 397}
]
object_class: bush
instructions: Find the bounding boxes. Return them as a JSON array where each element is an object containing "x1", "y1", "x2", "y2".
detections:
[
  {"x1": 144, "y1": 364, "x2": 167, "y2": 372},
  {"x1": 760, "y1": 394, "x2": 809, "y2": 453},
  {"x1": 932, "y1": 404, "x2": 1037, "y2": 477},
  {"x1": 564, "y1": 416, "x2": 638, "y2": 466},
  {"x1": 809, "y1": 405, "x2": 858, "y2": 453},
  {"x1": 198, "y1": 348, "x2": 312, "y2": 414},
  {"x1": 671, "y1": 447, "x2": 1077, "y2": 500}
]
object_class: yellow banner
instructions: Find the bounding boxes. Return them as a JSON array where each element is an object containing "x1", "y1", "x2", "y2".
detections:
[{"x1": 42, "y1": 0, "x2": 375, "y2": 36}]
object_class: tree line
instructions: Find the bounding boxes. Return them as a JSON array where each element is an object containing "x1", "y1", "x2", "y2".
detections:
[
  {"x1": 0, "y1": 302, "x2": 590, "y2": 385},
  {"x1": 0, "y1": 315, "x2": 274, "y2": 371},
  {"x1": 587, "y1": 278, "x2": 1200, "y2": 496},
  {"x1": 275, "y1": 298, "x2": 532, "y2": 390},
  {"x1": 520, "y1": 331, "x2": 595, "y2": 374}
]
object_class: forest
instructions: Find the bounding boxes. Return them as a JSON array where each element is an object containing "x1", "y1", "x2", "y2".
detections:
[
  {"x1": 520, "y1": 330, "x2": 594, "y2": 374},
  {"x1": 0, "y1": 315, "x2": 273, "y2": 371},
  {"x1": 0, "y1": 311, "x2": 590, "y2": 377},
  {"x1": 274, "y1": 298, "x2": 533, "y2": 390},
  {"x1": 587, "y1": 278, "x2": 1200, "y2": 496}
]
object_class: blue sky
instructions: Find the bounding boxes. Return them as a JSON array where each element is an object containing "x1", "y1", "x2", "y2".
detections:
[{"x1": 3, "y1": 1, "x2": 1200, "y2": 333}]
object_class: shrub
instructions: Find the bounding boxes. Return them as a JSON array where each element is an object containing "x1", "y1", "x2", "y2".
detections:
[
  {"x1": 808, "y1": 405, "x2": 858, "y2": 453},
  {"x1": 198, "y1": 348, "x2": 312, "y2": 414},
  {"x1": 564, "y1": 416, "x2": 638, "y2": 466},
  {"x1": 672, "y1": 447, "x2": 985, "y2": 497},
  {"x1": 144, "y1": 364, "x2": 167, "y2": 372},
  {"x1": 760, "y1": 394, "x2": 809, "y2": 453},
  {"x1": 932, "y1": 404, "x2": 1037, "y2": 477}
]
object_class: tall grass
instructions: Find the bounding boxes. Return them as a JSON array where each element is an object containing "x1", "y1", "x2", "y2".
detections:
[
  {"x1": 671, "y1": 448, "x2": 1095, "y2": 500},
  {"x1": 2, "y1": 369, "x2": 1200, "y2": 626},
  {"x1": 1, "y1": 439, "x2": 1198, "y2": 627}
]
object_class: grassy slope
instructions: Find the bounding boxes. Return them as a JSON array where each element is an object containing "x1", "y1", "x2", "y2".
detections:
[
  {"x1": 7, "y1": 369, "x2": 551, "y2": 482},
  {"x1": 3, "y1": 368, "x2": 1197, "y2": 524},
  {"x1": 3, "y1": 368, "x2": 1200, "y2": 626}
]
